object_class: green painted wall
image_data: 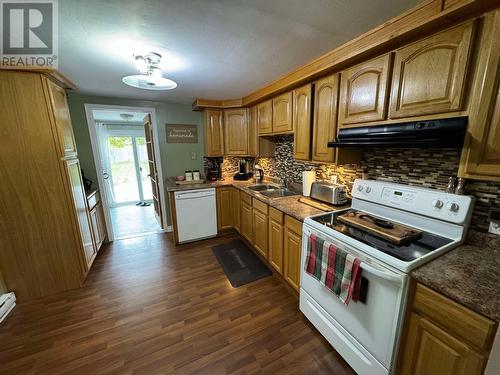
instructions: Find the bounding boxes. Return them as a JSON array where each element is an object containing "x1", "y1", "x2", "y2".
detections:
[{"x1": 67, "y1": 93, "x2": 203, "y2": 225}]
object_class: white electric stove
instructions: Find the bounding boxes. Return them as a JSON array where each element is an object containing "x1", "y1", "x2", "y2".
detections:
[{"x1": 300, "y1": 179, "x2": 474, "y2": 375}]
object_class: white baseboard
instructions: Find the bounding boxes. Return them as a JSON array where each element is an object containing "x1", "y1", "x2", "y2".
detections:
[{"x1": 0, "y1": 293, "x2": 16, "y2": 324}]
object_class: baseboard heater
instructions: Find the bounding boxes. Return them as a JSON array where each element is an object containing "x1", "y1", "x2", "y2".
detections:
[{"x1": 0, "y1": 293, "x2": 16, "y2": 323}]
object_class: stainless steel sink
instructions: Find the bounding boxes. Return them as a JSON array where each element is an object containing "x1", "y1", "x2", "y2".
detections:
[
  {"x1": 260, "y1": 189, "x2": 299, "y2": 198},
  {"x1": 247, "y1": 184, "x2": 279, "y2": 192}
]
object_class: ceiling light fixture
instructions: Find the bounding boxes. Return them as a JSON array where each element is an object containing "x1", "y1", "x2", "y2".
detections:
[
  {"x1": 120, "y1": 113, "x2": 134, "y2": 121},
  {"x1": 122, "y1": 52, "x2": 177, "y2": 91}
]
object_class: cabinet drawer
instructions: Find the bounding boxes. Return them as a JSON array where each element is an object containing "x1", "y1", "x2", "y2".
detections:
[
  {"x1": 413, "y1": 284, "x2": 496, "y2": 352},
  {"x1": 285, "y1": 215, "x2": 302, "y2": 235},
  {"x1": 240, "y1": 191, "x2": 252, "y2": 206},
  {"x1": 87, "y1": 191, "x2": 100, "y2": 211},
  {"x1": 252, "y1": 198, "x2": 268, "y2": 214},
  {"x1": 269, "y1": 206, "x2": 284, "y2": 224}
]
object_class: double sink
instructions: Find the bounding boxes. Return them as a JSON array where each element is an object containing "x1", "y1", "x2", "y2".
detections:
[{"x1": 247, "y1": 183, "x2": 298, "y2": 199}]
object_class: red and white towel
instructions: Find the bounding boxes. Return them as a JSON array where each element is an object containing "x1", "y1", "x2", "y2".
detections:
[{"x1": 305, "y1": 233, "x2": 362, "y2": 305}]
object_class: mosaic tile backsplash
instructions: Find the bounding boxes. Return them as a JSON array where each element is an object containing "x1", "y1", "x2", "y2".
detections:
[{"x1": 204, "y1": 136, "x2": 500, "y2": 232}]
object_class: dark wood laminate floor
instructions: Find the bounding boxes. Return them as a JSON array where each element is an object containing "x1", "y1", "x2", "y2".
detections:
[{"x1": 0, "y1": 233, "x2": 356, "y2": 375}]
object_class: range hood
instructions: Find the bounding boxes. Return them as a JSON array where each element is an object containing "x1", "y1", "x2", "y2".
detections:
[{"x1": 328, "y1": 117, "x2": 468, "y2": 148}]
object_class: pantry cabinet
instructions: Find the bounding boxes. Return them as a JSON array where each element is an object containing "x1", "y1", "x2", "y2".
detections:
[
  {"x1": 268, "y1": 207, "x2": 284, "y2": 274},
  {"x1": 389, "y1": 21, "x2": 474, "y2": 119},
  {"x1": 203, "y1": 109, "x2": 225, "y2": 156},
  {"x1": 284, "y1": 215, "x2": 302, "y2": 292},
  {"x1": 257, "y1": 100, "x2": 273, "y2": 135},
  {"x1": 272, "y1": 91, "x2": 293, "y2": 133},
  {"x1": 399, "y1": 284, "x2": 496, "y2": 375},
  {"x1": 293, "y1": 84, "x2": 312, "y2": 161},
  {"x1": 339, "y1": 53, "x2": 392, "y2": 126},
  {"x1": 224, "y1": 108, "x2": 248, "y2": 156},
  {"x1": 459, "y1": 10, "x2": 500, "y2": 182},
  {"x1": 231, "y1": 187, "x2": 241, "y2": 232},
  {"x1": 240, "y1": 192, "x2": 253, "y2": 244},
  {"x1": 216, "y1": 187, "x2": 233, "y2": 231}
]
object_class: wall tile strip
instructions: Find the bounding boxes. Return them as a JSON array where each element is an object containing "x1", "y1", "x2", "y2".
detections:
[{"x1": 204, "y1": 136, "x2": 499, "y2": 232}]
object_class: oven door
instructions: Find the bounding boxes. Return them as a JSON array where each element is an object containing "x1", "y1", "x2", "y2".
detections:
[{"x1": 300, "y1": 224, "x2": 408, "y2": 375}]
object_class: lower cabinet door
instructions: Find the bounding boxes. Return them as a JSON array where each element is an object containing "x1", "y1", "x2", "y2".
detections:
[
  {"x1": 253, "y1": 208, "x2": 269, "y2": 259},
  {"x1": 90, "y1": 202, "x2": 106, "y2": 251},
  {"x1": 284, "y1": 216, "x2": 302, "y2": 291},
  {"x1": 216, "y1": 187, "x2": 233, "y2": 231},
  {"x1": 66, "y1": 159, "x2": 95, "y2": 268},
  {"x1": 231, "y1": 188, "x2": 240, "y2": 232},
  {"x1": 241, "y1": 201, "x2": 253, "y2": 244},
  {"x1": 269, "y1": 218, "x2": 284, "y2": 274},
  {"x1": 401, "y1": 313, "x2": 486, "y2": 375}
]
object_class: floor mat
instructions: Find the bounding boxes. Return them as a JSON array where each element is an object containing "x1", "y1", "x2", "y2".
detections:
[{"x1": 212, "y1": 239, "x2": 273, "y2": 287}]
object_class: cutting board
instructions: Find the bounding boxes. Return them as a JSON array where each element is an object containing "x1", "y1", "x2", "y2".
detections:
[{"x1": 338, "y1": 211, "x2": 422, "y2": 244}]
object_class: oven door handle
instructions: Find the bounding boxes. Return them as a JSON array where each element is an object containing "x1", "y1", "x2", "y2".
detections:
[{"x1": 360, "y1": 262, "x2": 403, "y2": 285}]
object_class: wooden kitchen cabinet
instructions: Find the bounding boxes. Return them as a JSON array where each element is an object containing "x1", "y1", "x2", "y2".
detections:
[
  {"x1": 257, "y1": 100, "x2": 273, "y2": 135},
  {"x1": 231, "y1": 187, "x2": 240, "y2": 232},
  {"x1": 224, "y1": 108, "x2": 248, "y2": 156},
  {"x1": 272, "y1": 91, "x2": 293, "y2": 133},
  {"x1": 216, "y1": 187, "x2": 233, "y2": 231},
  {"x1": 312, "y1": 74, "x2": 339, "y2": 163},
  {"x1": 268, "y1": 207, "x2": 284, "y2": 274},
  {"x1": 45, "y1": 79, "x2": 78, "y2": 158},
  {"x1": 293, "y1": 84, "x2": 312, "y2": 161},
  {"x1": 459, "y1": 10, "x2": 500, "y2": 182},
  {"x1": 339, "y1": 53, "x2": 392, "y2": 126},
  {"x1": 203, "y1": 109, "x2": 225, "y2": 156},
  {"x1": 248, "y1": 105, "x2": 258, "y2": 157},
  {"x1": 389, "y1": 21, "x2": 474, "y2": 119},
  {"x1": 252, "y1": 198, "x2": 269, "y2": 259},
  {"x1": 284, "y1": 215, "x2": 302, "y2": 291},
  {"x1": 240, "y1": 192, "x2": 253, "y2": 244},
  {"x1": 87, "y1": 190, "x2": 106, "y2": 251},
  {"x1": 399, "y1": 284, "x2": 495, "y2": 375}
]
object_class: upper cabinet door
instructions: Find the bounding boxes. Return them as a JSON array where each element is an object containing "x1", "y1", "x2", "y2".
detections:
[
  {"x1": 45, "y1": 79, "x2": 77, "y2": 158},
  {"x1": 272, "y1": 91, "x2": 293, "y2": 133},
  {"x1": 459, "y1": 10, "x2": 500, "y2": 181},
  {"x1": 339, "y1": 54, "x2": 392, "y2": 126},
  {"x1": 203, "y1": 109, "x2": 224, "y2": 156},
  {"x1": 389, "y1": 21, "x2": 474, "y2": 119},
  {"x1": 312, "y1": 74, "x2": 339, "y2": 163},
  {"x1": 247, "y1": 105, "x2": 258, "y2": 157},
  {"x1": 257, "y1": 100, "x2": 273, "y2": 135},
  {"x1": 293, "y1": 84, "x2": 312, "y2": 161},
  {"x1": 224, "y1": 108, "x2": 248, "y2": 156}
]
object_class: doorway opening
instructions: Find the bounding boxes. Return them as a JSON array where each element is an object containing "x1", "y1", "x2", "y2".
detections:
[{"x1": 85, "y1": 106, "x2": 166, "y2": 240}]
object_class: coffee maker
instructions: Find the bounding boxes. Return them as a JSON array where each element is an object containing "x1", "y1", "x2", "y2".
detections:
[{"x1": 234, "y1": 159, "x2": 253, "y2": 180}]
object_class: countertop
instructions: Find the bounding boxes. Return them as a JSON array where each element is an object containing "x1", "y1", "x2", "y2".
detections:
[
  {"x1": 165, "y1": 178, "x2": 348, "y2": 222},
  {"x1": 411, "y1": 231, "x2": 500, "y2": 322}
]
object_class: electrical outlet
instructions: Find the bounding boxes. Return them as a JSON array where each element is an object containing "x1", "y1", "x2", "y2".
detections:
[
  {"x1": 488, "y1": 209, "x2": 500, "y2": 235},
  {"x1": 191, "y1": 151, "x2": 196, "y2": 160}
]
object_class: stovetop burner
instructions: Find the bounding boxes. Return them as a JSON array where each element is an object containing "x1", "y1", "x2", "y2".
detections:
[{"x1": 312, "y1": 210, "x2": 452, "y2": 262}]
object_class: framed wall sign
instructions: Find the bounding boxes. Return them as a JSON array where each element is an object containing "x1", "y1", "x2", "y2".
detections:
[{"x1": 166, "y1": 124, "x2": 198, "y2": 143}]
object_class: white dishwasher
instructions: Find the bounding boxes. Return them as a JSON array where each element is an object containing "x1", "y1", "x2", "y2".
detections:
[{"x1": 174, "y1": 188, "x2": 217, "y2": 243}]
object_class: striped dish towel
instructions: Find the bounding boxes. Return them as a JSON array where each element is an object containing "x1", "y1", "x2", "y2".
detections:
[{"x1": 305, "y1": 233, "x2": 362, "y2": 305}]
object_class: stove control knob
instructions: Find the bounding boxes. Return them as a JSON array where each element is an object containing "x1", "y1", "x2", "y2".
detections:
[
  {"x1": 357, "y1": 185, "x2": 364, "y2": 192},
  {"x1": 365, "y1": 186, "x2": 372, "y2": 193},
  {"x1": 446, "y1": 202, "x2": 460, "y2": 212},
  {"x1": 432, "y1": 199, "x2": 443, "y2": 209}
]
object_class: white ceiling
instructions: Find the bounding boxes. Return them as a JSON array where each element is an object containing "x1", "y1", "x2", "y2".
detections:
[
  {"x1": 92, "y1": 109, "x2": 148, "y2": 123},
  {"x1": 59, "y1": 0, "x2": 420, "y2": 104}
]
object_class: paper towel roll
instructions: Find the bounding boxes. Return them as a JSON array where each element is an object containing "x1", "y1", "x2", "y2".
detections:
[{"x1": 302, "y1": 170, "x2": 316, "y2": 197}]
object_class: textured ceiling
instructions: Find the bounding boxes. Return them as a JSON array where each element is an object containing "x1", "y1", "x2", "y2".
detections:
[{"x1": 59, "y1": 0, "x2": 421, "y2": 104}]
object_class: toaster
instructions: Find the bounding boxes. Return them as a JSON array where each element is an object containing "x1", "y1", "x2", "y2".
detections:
[{"x1": 310, "y1": 181, "x2": 348, "y2": 205}]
